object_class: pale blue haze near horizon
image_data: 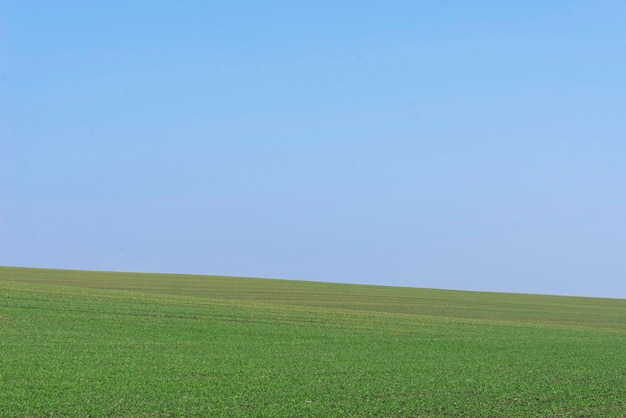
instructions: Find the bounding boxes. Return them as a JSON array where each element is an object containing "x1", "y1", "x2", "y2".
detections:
[{"x1": 1, "y1": 1, "x2": 625, "y2": 298}]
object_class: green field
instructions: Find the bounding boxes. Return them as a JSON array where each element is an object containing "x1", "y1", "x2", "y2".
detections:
[{"x1": 1, "y1": 266, "x2": 625, "y2": 417}]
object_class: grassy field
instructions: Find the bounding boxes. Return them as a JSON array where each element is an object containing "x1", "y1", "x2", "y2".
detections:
[{"x1": 1, "y1": 266, "x2": 625, "y2": 417}]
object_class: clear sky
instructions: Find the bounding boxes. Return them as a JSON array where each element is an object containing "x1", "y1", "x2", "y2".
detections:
[{"x1": 2, "y1": 1, "x2": 625, "y2": 298}]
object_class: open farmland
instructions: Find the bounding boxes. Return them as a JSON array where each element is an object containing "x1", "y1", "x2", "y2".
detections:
[{"x1": 1, "y1": 266, "x2": 625, "y2": 416}]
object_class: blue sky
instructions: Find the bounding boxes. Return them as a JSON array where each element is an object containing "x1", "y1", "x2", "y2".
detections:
[{"x1": 2, "y1": 1, "x2": 625, "y2": 298}]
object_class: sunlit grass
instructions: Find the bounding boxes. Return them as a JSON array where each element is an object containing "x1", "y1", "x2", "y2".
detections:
[{"x1": 1, "y1": 266, "x2": 625, "y2": 416}]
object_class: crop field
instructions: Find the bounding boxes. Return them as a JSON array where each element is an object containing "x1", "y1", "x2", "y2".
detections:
[{"x1": 1, "y1": 266, "x2": 625, "y2": 416}]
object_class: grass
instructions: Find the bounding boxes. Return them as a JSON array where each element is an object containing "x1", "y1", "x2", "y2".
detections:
[{"x1": 1, "y1": 266, "x2": 625, "y2": 417}]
